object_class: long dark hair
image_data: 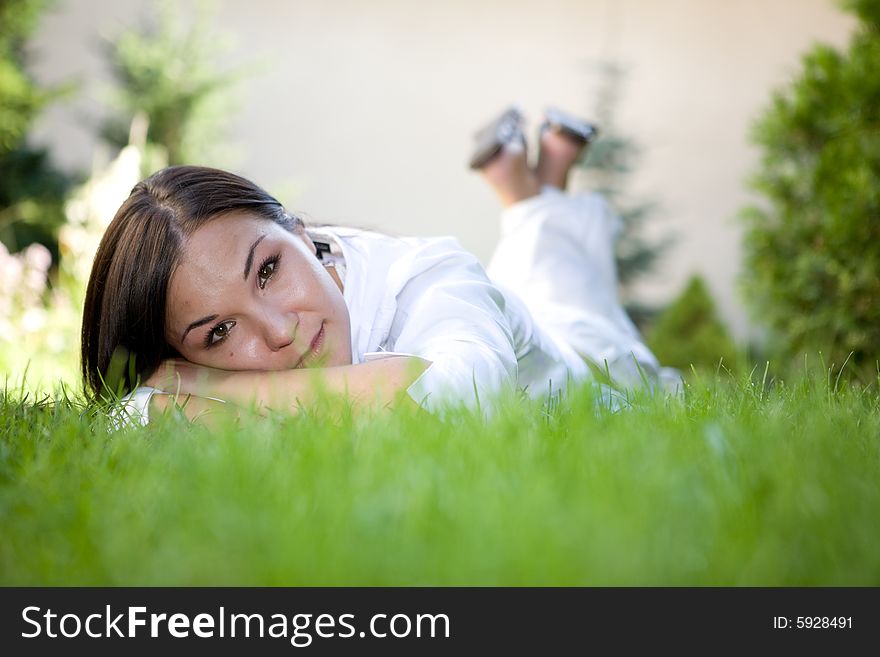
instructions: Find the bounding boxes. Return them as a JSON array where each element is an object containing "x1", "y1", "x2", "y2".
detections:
[{"x1": 81, "y1": 165, "x2": 302, "y2": 398}]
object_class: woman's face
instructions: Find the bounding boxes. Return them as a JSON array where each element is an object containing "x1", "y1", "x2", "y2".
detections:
[{"x1": 165, "y1": 212, "x2": 353, "y2": 371}]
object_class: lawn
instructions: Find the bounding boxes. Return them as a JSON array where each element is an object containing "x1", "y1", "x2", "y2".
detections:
[{"x1": 1, "y1": 367, "x2": 878, "y2": 586}]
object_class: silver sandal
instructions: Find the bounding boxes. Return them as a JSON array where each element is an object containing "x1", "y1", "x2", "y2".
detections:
[
  {"x1": 540, "y1": 107, "x2": 599, "y2": 144},
  {"x1": 468, "y1": 106, "x2": 526, "y2": 170}
]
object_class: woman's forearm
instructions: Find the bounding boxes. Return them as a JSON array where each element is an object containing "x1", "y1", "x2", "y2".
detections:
[
  {"x1": 149, "y1": 392, "x2": 239, "y2": 426},
  {"x1": 151, "y1": 356, "x2": 431, "y2": 414},
  {"x1": 241, "y1": 356, "x2": 430, "y2": 411}
]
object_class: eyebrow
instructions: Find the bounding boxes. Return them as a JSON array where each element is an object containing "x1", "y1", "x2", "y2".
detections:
[
  {"x1": 243, "y1": 234, "x2": 268, "y2": 281},
  {"x1": 181, "y1": 314, "x2": 218, "y2": 344}
]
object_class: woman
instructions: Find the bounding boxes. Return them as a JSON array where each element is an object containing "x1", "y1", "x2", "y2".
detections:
[{"x1": 82, "y1": 106, "x2": 678, "y2": 424}]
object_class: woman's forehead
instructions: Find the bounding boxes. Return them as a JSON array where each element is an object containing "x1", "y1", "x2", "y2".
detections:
[
  {"x1": 181, "y1": 214, "x2": 285, "y2": 267},
  {"x1": 168, "y1": 214, "x2": 303, "y2": 323},
  {"x1": 186, "y1": 212, "x2": 265, "y2": 248},
  {"x1": 169, "y1": 216, "x2": 263, "y2": 309}
]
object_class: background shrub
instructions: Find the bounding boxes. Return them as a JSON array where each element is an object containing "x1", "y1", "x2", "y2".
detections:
[
  {"x1": 647, "y1": 275, "x2": 740, "y2": 376},
  {"x1": 100, "y1": 0, "x2": 243, "y2": 172},
  {"x1": 740, "y1": 0, "x2": 880, "y2": 378},
  {"x1": 0, "y1": 0, "x2": 72, "y2": 257}
]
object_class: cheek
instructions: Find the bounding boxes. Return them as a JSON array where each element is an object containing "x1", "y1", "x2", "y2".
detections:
[
  {"x1": 235, "y1": 337, "x2": 266, "y2": 362},
  {"x1": 288, "y1": 270, "x2": 327, "y2": 311},
  {"x1": 175, "y1": 333, "x2": 254, "y2": 369},
  {"x1": 327, "y1": 305, "x2": 352, "y2": 364},
  {"x1": 218, "y1": 331, "x2": 269, "y2": 367}
]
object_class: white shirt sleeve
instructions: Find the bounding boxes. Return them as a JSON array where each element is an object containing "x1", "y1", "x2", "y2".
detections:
[
  {"x1": 113, "y1": 385, "x2": 160, "y2": 428},
  {"x1": 386, "y1": 241, "x2": 519, "y2": 412}
]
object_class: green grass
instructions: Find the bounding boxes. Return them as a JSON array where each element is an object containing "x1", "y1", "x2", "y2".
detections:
[{"x1": 1, "y1": 367, "x2": 879, "y2": 586}]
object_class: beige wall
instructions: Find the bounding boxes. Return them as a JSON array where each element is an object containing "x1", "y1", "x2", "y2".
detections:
[{"x1": 29, "y1": 0, "x2": 855, "y2": 339}]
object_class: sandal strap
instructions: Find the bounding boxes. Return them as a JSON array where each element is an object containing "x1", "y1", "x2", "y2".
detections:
[{"x1": 544, "y1": 107, "x2": 598, "y2": 143}]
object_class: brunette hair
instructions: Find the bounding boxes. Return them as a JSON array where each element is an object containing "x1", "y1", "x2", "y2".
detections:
[{"x1": 81, "y1": 165, "x2": 302, "y2": 398}]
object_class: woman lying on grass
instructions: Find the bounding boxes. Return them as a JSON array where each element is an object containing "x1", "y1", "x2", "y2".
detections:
[{"x1": 81, "y1": 106, "x2": 680, "y2": 423}]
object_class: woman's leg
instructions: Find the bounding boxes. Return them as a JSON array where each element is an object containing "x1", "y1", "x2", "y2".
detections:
[
  {"x1": 479, "y1": 139, "x2": 540, "y2": 209},
  {"x1": 483, "y1": 133, "x2": 661, "y2": 386},
  {"x1": 534, "y1": 127, "x2": 586, "y2": 191},
  {"x1": 489, "y1": 189, "x2": 662, "y2": 385},
  {"x1": 479, "y1": 112, "x2": 589, "y2": 201}
]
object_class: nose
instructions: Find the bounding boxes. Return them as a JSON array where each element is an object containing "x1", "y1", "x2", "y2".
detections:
[{"x1": 261, "y1": 309, "x2": 299, "y2": 352}]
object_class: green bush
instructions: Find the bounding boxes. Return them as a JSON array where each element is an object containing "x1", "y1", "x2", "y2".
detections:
[
  {"x1": 740, "y1": 0, "x2": 880, "y2": 378},
  {"x1": 647, "y1": 275, "x2": 740, "y2": 376},
  {"x1": 101, "y1": 0, "x2": 243, "y2": 169},
  {"x1": 0, "y1": 0, "x2": 72, "y2": 255}
]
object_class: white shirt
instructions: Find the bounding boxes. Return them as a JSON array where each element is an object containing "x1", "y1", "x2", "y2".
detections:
[{"x1": 309, "y1": 226, "x2": 590, "y2": 413}]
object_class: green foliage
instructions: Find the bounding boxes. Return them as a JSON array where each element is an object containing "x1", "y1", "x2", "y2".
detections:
[
  {"x1": 579, "y1": 61, "x2": 673, "y2": 302},
  {"x1": 740, "y1": 0, "x2": 880, "y2": 378},
  {"x1": 100, "y1": 0, "x2": 243, "y2": 168},
  {"x1": 843, "y1": 0, "x2": 880, "y2": 25},
  {"x1": 2, "y1": 371, "x2": 879, "y2": 585},
  {"x1": 0, "y1": 146, "x2": 69, "y2": 256},
  {"x1": 0, "y1": 0, "x2": 50, "y2": 153},
  {"x1": 0, "y1": 0, "x2": 72, "y2": 254},
  {"x1": 647, "y1": 275, "x2": 740, "y2": 375}
]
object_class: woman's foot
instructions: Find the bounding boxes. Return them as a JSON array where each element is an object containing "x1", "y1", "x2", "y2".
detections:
[
  {"x1": 535, "y1": 129, "x2": 584, "y2": 191},
  {"x1": 535, "y1": 108, "x2": 598, "y2": 191},
  {"x1": 469, "y1": 106, "x2": 540, "y2": 207},
  {"x1": 480, "y1": 141, "x2": 540, "y2": 208},
  {"x1": 468, "y1": 106, "x2": 525, "y2": 170}
]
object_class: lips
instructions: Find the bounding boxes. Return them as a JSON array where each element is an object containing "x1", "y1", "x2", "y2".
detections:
[
  {"x1": 309, "y1": 322, "x2": 325, "y2": 355},
  {"x1": 294, "y1": 321, "x2": 325, "y2": 369}
]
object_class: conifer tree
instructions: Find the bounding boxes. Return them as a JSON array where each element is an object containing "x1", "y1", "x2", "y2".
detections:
[
  {"x1": 578, "y1": 61, "x2": 672, "y2": 322},
  {"x1": 647, "y1": 275, "x2": 740, "y2": 375}
]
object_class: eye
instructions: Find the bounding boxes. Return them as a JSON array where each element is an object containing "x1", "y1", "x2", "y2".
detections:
[
  {"x1": 257, "y1": 254, "x2": 280, "y2": 290},
  {"x1": 205, "y1": 320, "x2": 236, "y2": 348}
]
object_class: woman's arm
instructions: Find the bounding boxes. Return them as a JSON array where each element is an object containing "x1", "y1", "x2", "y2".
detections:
[
  {"x1": 387, "y1": 242, "x2": 520, "y2": 412},
  {"x1": 145, "y1": 355, "x2": 431, "y2": 415},
  {"x1": 148, "y1": 392, "x2": 237, "y2": 427}
]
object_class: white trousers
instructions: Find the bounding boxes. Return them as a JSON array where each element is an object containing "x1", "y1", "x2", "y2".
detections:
[{"x1": 487, "y1": 187, "x2": 674, "y2": 389}]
